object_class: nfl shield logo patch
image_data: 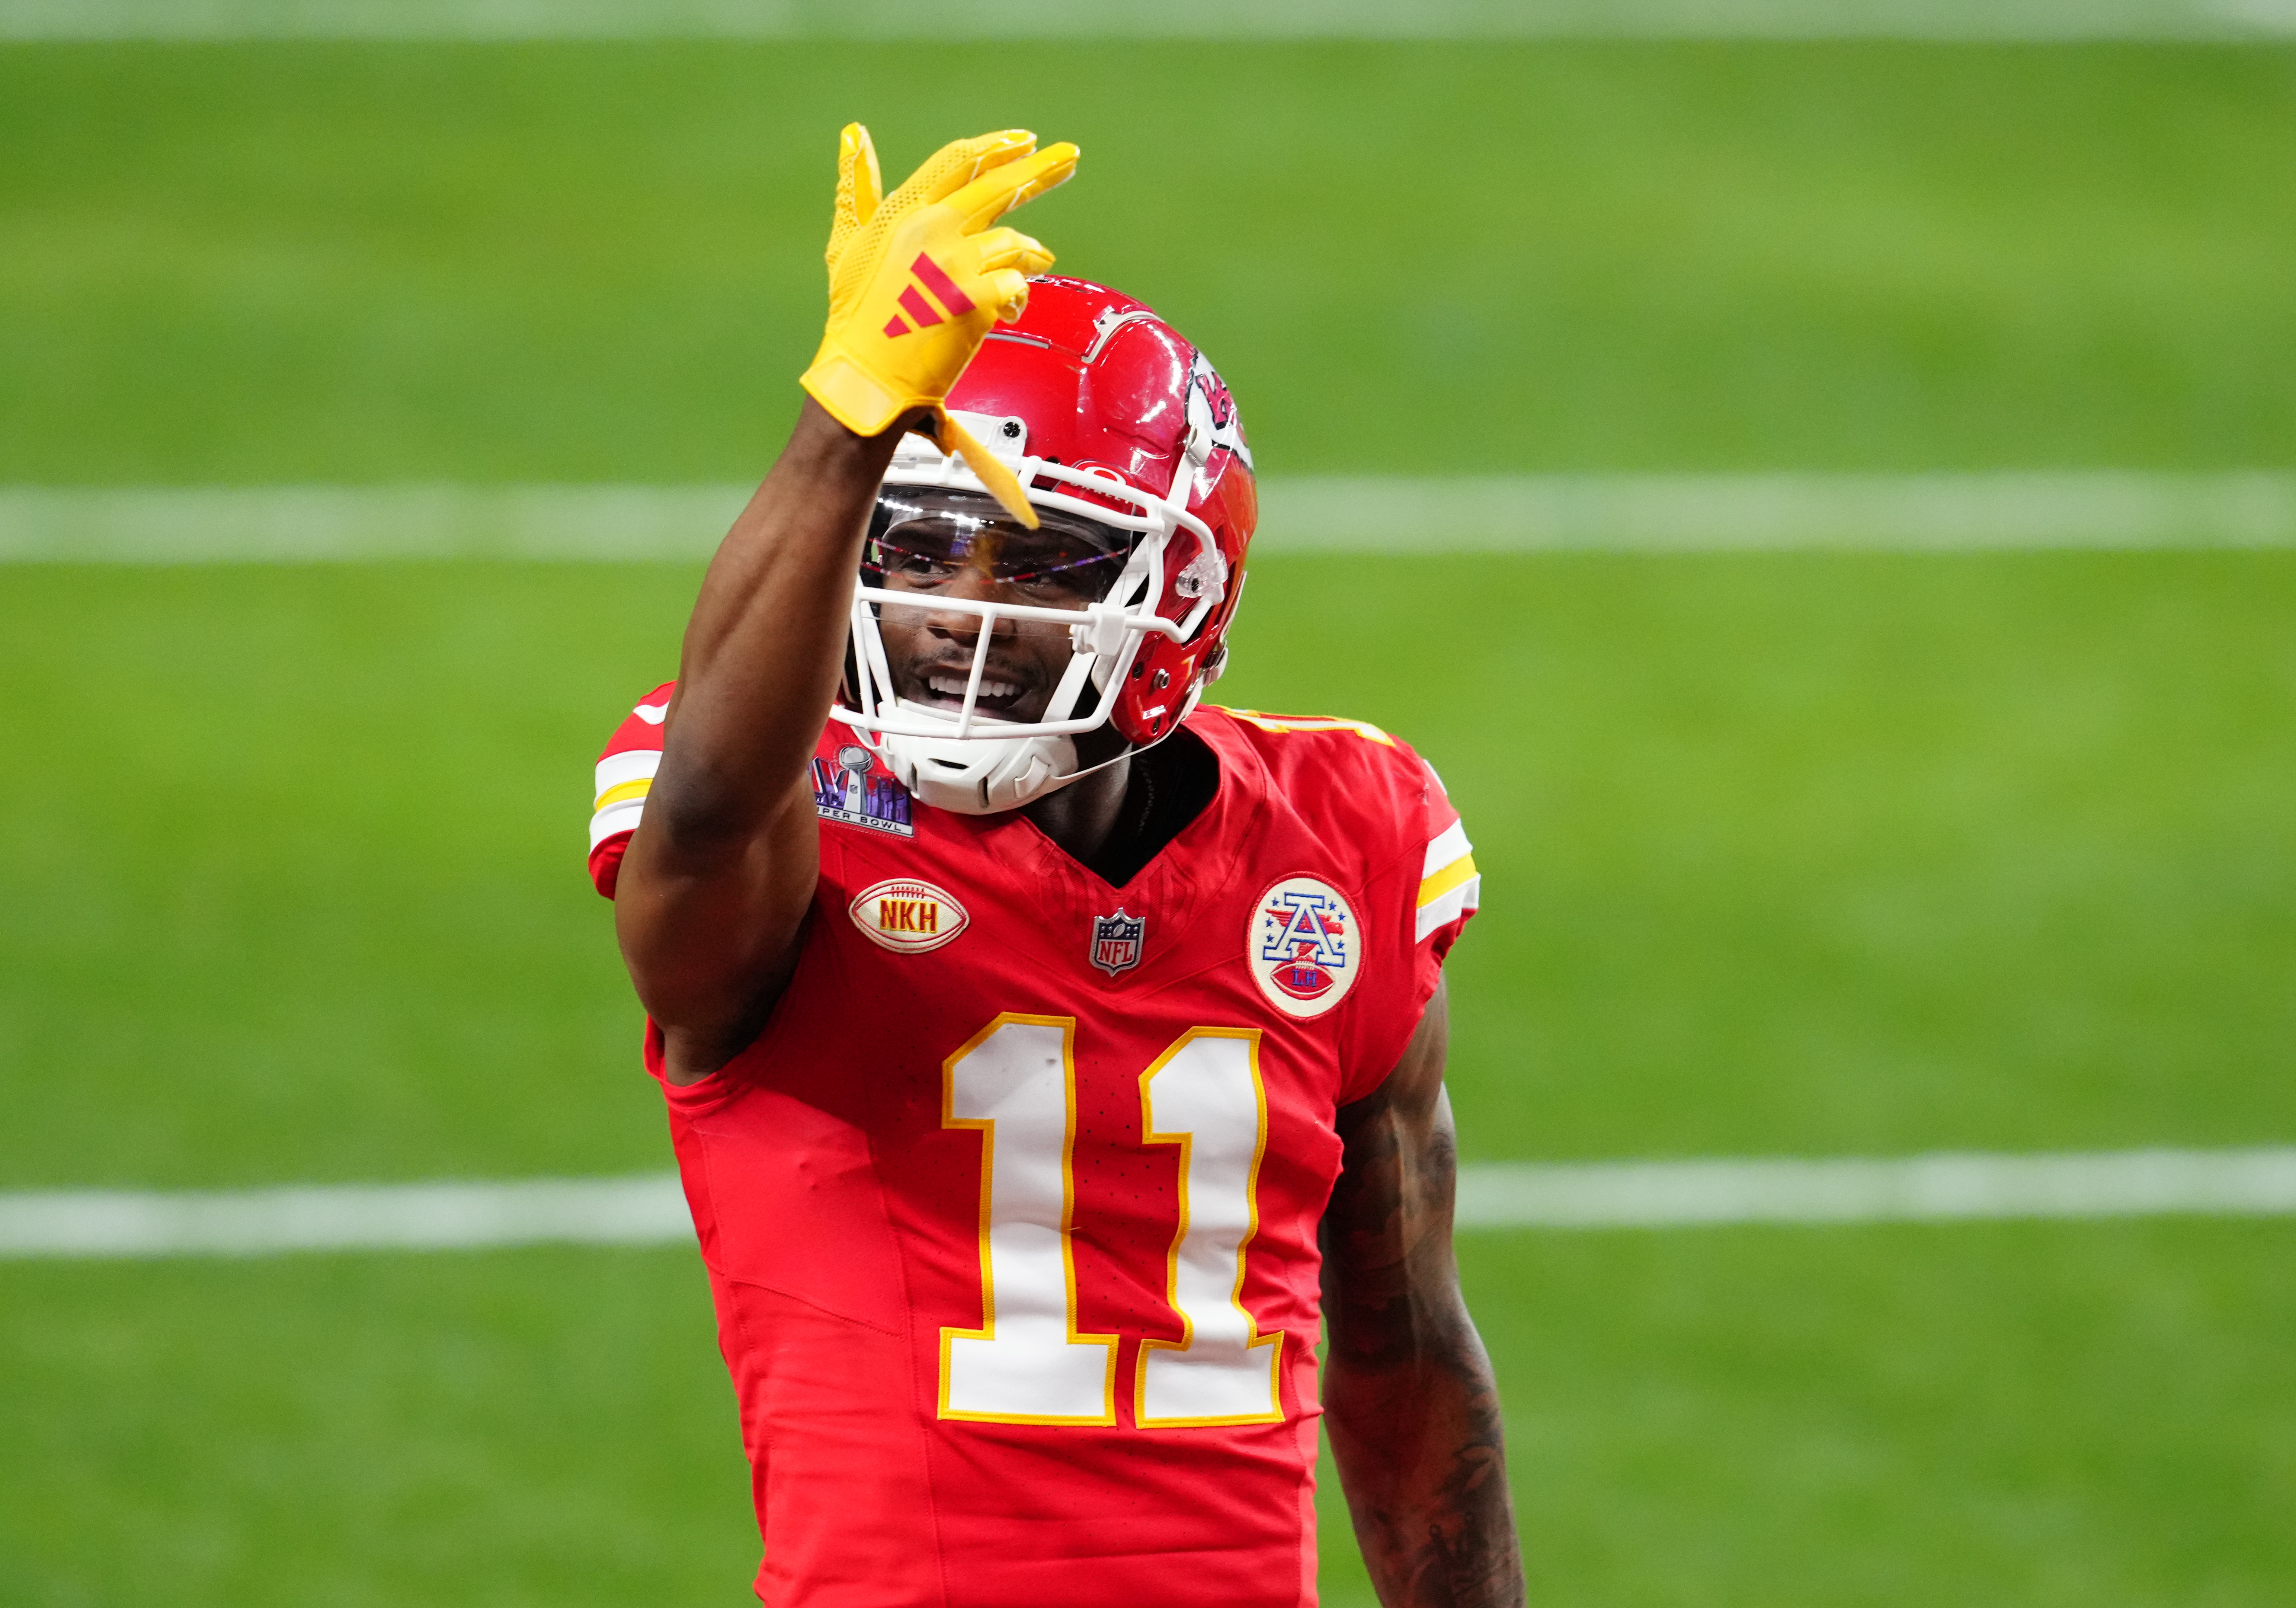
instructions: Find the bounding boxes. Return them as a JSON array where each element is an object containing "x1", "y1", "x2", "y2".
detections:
[{"x1": 1090, "y1": 909, "x2": 1146, "y2": 977}]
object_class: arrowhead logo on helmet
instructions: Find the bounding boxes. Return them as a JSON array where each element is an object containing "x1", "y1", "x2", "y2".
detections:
[{"x1": 834, "y1": 276, "x2": 1261, "y2": 817}]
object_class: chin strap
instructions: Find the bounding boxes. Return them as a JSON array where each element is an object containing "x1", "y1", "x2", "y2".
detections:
[{"x1": 879, "y1": 709, "x2": 1202, "y2": 817}]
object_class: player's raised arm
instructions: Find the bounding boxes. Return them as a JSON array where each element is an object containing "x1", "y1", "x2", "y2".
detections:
[
  {"x1": 614, "y1": 125, "x2": 1074, "y2": 1082},
  {"x1": 1322, "y1": 980, "x2": 1527, "y2": 1608}
]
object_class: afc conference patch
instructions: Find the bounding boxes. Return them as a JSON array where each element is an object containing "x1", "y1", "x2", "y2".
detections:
[
  {"x1": 1249, "y1": 875, "x2": 1359, "y2": 1019},
  {"x1": 1089, "y1": 909, "x2": 1146, "y2": 977}
]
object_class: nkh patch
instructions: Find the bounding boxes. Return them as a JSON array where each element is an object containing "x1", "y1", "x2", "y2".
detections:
[
  {"x1": 1089, "y1": 909, "x2": 1146, "y2": 977},
  {"x1": 850, "y1": 879, "x2": 968, "y2": 954},
  {"x1": 1249, "y1": 876, "x2": 1359, "y2": 1019},
  {"x1": 811, "y1": 743, "x2": 915, "y2": 837}
]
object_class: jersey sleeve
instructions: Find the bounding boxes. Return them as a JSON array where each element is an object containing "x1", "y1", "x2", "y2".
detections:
[
  {"x1": 1339, "y1": 743, "x2": 1480, "y2": 1104},
  {"x1": 587, "y1": 680, "x2": 675, "y2": 899},
  {"x1": 1413, "y1": 757, "x2": 1480, "y2": 963}
]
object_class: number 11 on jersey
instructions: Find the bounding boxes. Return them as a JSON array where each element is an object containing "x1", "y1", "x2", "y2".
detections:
[
  {"x1": 939, "y1": 1015, "x2": 1120, "y2": 1425},
  {"x1": 1138, "y1": 1028, "x2": 1284, "y2": 1426},
  {"x1": 939, "y1": 1016, "x2": 1283, "y2": 1428}
]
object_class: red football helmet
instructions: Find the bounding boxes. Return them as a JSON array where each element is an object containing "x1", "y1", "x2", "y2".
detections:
[{"x1": 835, "y1": 276, "x2": 1258, "y2": 813}]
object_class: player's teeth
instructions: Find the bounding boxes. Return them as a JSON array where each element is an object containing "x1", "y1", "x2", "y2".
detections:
[{"x1": 926, "y1": 674, "x2": 1018, "y2": 700}]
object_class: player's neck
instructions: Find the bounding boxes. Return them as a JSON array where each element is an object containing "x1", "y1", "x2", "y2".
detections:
[
  {"x1": 1022, "y1": 752, "x2": 1133, "y2": 871},
  {"x1": 1022, "y1": 728, "x2": 1219, "y2": 888}
]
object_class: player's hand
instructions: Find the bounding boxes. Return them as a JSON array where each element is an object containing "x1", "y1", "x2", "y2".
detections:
[{"x1": 798, "y1": 124, "x2": 1077, "y2": 527}]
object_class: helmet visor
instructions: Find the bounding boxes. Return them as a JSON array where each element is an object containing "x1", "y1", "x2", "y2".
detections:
[{"x1": 866, "y1": 489, "x2": 1131, "y2": 609}]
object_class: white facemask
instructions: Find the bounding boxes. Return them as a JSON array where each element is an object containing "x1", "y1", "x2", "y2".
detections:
[{"x1": 835, "y1": 414, "x2": 1227, "y2": 813}]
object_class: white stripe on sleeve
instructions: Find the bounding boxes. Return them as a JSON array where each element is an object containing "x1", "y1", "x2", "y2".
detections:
[
  {"x1": 1415, "y1": 875, "x2": 1482, "y2": 942},
  {"x1": 1422, "y1": 819, "x2": 1472, "y2": 877},
  {"x1": 593, "y1": 747, "x2": 660, "y2": 799},
  {"x1": 587, "y1": 797, "x2": 647, "y2": 852}
]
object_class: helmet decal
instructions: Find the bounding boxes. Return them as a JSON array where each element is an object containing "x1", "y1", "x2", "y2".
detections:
[{"x1": 1185, "y1": 352, "x2": 1253, "y2": 475}]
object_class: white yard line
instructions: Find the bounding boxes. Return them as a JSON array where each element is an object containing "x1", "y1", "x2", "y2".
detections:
[
  {"x1": 1454, "y1": 1147, "x2": 2296, "y2": 1228},
  {"x1": 0, "y1": 484, "x2": 752, "y2": 564},
  {"x1": 5, "y1": 1148, "x2": 2293, "y2": 1258},
  {"x1": 1262, "y1": 471, "x2": 2296, "y2": 553},
  {"x1": 6, "y1": 473, "x2": 2296, "y2": 563},
  {"x1": 2, "y1": 0, "x2": 2291, "y2": 41},
  {"x1": 0, "y1": 1176, "x2": 694, "y2": 1259}
]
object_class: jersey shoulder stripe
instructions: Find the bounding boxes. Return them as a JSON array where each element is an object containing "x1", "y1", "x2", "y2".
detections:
[
  {"x1": 1194, "y1": 704, "x2": 1482, "y2": 948},
  {"x1": 1214, "y1": 707, "x2": 1395, "y2": 746},
  {"x1": 1414, "y1": 761, "x2": 1480, "y2": 944},
  {"x1": 589, "y1": 681, "x2": 674, "y2": 893}
]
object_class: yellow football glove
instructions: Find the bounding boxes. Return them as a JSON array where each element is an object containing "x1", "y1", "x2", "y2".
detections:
[{"x1": 800, "y1": 124, "x2": 1077, "y2": 528}]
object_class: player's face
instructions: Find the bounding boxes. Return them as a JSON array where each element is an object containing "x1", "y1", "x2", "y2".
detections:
[{"x1": 870, "y1": 493, "x2": 1129, "y2": 725}]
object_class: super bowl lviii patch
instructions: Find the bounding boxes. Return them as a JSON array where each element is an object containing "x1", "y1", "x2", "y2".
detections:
[
  {"x1": 1249, "y1": 876, "x2": 1358, "y2": 1019},
  {"x1": 812, "y1": 745, "x2": 916, "y2": 837},
  {"x1": 850, "y1": 879, "x2": 968, "y2": 954}
]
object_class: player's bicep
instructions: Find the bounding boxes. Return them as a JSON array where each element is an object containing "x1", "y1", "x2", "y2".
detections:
[
  {"x1": 1324, "y1": 981, "x2": 1463, "y2": 1354},
  {"x1": 613, "y1": 768, "x2": 822, "y2": 1081}
]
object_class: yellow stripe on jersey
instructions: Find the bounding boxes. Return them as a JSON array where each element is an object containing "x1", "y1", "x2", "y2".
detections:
[
  {"x1": 1220, "y1": 709, "x2": 1395, "y2": 746},
  {"x1": 593, "y1": 777, "x2": 653, "y2": 812},
  {"x1": 1418, "y1": 853, "x2": 1478, "y2": 908}
]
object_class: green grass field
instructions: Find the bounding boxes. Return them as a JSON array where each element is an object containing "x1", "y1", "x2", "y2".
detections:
[
  {"x1": 7, "y1": 41, "x2": 2296, "y2": 480},
  {"x1": 4, "y1": 35, "x2": 2295, "y2": 1608}
]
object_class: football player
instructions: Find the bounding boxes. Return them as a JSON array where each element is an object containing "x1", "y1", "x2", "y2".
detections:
[{"x1": 589, "y1": 126, "x2": 1523, "y2": 1608}]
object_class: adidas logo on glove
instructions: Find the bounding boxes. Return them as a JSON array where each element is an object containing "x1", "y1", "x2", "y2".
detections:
[{"x1": 881, "y1": 253, "x2": 978, "y2": 339}]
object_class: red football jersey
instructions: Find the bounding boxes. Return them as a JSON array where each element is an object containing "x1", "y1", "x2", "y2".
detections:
[{"x1": 589, "y1": 690, "x2": 1480, "y2": 1608}]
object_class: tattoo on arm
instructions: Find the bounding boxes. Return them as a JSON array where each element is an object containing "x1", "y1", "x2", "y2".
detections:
[{"x1": 1322, "y1": 982, "x2": 1525, "y2": 1607}]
